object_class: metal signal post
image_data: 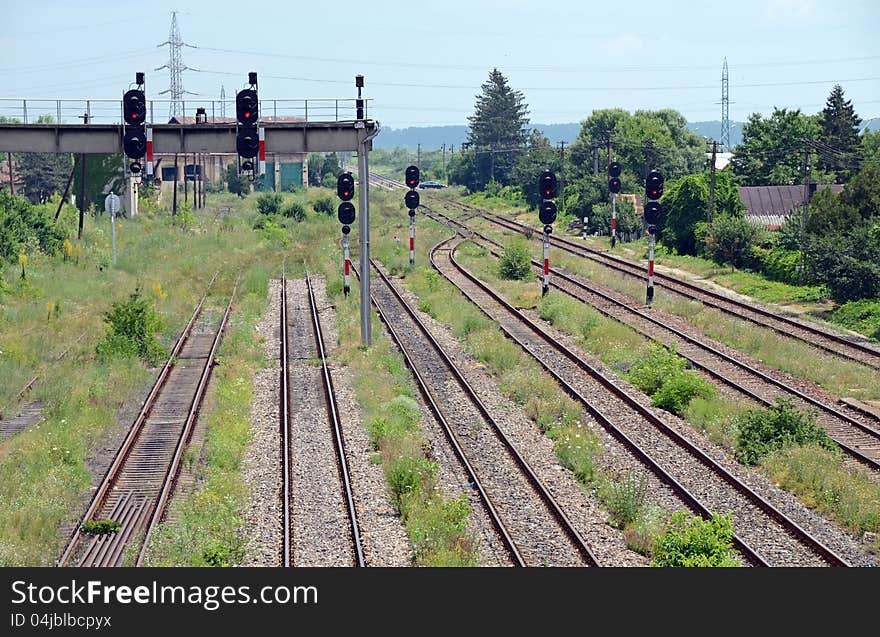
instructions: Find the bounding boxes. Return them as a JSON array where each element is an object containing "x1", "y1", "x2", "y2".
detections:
[
  {"x1": 405, "y1": 165, "x2": 420, "y2": 265},
  {"x1": 643, "y1": 170, "x2": 664, "y2": 306},
  {"x1": 538, "y1": 170, "x2": 558, "y2": 297},
  {"x1": 608, "y1": 161, "x2": 621, "y2": 248},
  {"x1": 337, "y1": 172, "x2": 356, "y2": 297}
]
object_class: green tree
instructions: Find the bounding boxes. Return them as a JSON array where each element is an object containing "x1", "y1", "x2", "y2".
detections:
[
  {"x1": 660, "y1": 171, "x2": 743, "y2": 255},
  {"x1": 460, "y1": 69, "x2": 529, "y2": 189},
  {"x1": 731, "y1": 108, "x2": 827, "y2": 185},
  {"x1": 702, "y1": 214, "x2": 762, "y2": 269},
  {"x1": 225, "y1": 163, "x2": 248, "y2": 197},
  {"x1": 568, "y1": 108, "x2": 704, "y2": 187},
  {"x1": 0, "y1": 189, "x2": 66, "y2": 259},
  {"x1": 321, "y1": 152, "x2": 342, "y2": 180},
  {"x1": 861, "y1": 129, "x2": 880, "y2": 163},
  {"x1": 817, "y1": 85, "x2": 862, "y2": 183},
  {"x1": 808, "y1": 222, "x2": 880, "y2": 302},
  {"x1": 511, "y1": 130, "x2": 559, "y2": 209},
  {"x1": 12, "y1": 115, "x2": 74, "y2": 204}
]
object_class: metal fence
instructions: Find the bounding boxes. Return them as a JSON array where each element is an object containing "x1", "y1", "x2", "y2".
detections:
[{"x1": 0, "y1": 98, "x2": 371, "y2": 125}]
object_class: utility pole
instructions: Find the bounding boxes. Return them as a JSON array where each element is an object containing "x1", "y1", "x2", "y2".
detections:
[
  {"x1": 593, "y1": 145, "x2": 599, "y2": 176},
  {"x1": 643, "y1": 139, "x2": 654, "y2": 181},
  {"x1": 559, "y1": 141, "x2": 566, "y2": 216},
  {"x1": 606, "y1": 131, "x2": 612, "y2": 168},
  {"x1": 799, "y1": 139, "x2": 812, "y2": 285},
  {"x1": 417, "y1": 143, "x2": 421, "y2": 168},
  {"x1": 77, "y1": 112, "x2": 89, "y2": 239},
  {"x1": 489, "y1": 144, "x2": 495, "y2": 183},
  {"x1": 184, "y1": 153, "x2": 189, "y2": 204},
  {"x1": 708, "y1": 139, "x2": 718, "y2": 223},
  {"x1": 441, "y1": 143, "x2": 446, "y2": 182},
  {"x1": 172, "y1": 154, "x2": 179, "y2": 216},
  {"x1": 6, "y1": 152, "x2": 13, "y2": 194}
]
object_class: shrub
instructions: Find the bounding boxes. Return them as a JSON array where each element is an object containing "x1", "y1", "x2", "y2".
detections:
[
  {"x1": 702, "y1": 214, "x2": 762, "y2": 268},
  {"x1": 95, "y1": 288, "x2": 166, "y2": 365},
  {"x1": 652, "y1": 512, "x2": 740, "y2": 567},
  {"x1": 0, "y1": 189, "x2": 66, "y2": 259},
  {"x1": 552, "y1": 425, "x2": 602, "y2": 483},
  {"x1": 498, "y1": 239, "x2": 532, "y2": 280},
  {"x1": 312, "y1": 196, "x2": 334, "y2": 216},
  {"x1": 651, "y1": 371, "x2": 715, "y2": 415},
  {"x1": 406, "y1": 494, "x2": 476, "y2": 566},
  {"x1": 832, "y1": 299, "x2": 880, "y2": 342},
  {"x1": 601, "y1": 473, "x2": 648, "y2": 528},
  {"x1": 752, "y1": 246, "x2": 802, "y2": 285},
  {"x1": 366, "y1": 395, "x2": 421, "y2": 448},
  {"x1": 628, "y1": 344, "x2": 686, "y2": 396},
  {"x1": 81, "y1": 519, "x2": 121, "y2": 535},
  {"x1": 255, "y1": 192, "x2": 283, "y2": 215},
  {"x1": 281, "y1": 201, "x2": 306, "y2": 221},
  {"x1": 385, "y1": 453, "x2": 437, "y2": 512},
  {"x1": 734, "y1": 399, "x2": 836, "y2": 466}
]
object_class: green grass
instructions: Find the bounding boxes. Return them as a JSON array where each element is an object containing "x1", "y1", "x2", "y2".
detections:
[
  {"x1": 0, "y1": 190, "x2": 290, "y2": 566},
  {"x1": 143, "y1": 266, "x2": 268, "y2": 566},
  {"x1": 763, "y1": 446, "x2": 880, "y2": 554}
]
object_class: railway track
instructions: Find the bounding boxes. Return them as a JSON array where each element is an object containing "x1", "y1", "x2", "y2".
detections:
[
  {"x1": 430, "y1": 234, "x2": 853, "y2": 567},
  {"x1": 422, "y1": 206, "x2": 880, "y2": 471},
  {"x1": 58, "y1": 273, "x2": 234, "y2": 567},
  {"x1": 356, "y1": 259, "x2": 600, "y2": 567},
  {"x1": 444, "y1": 200, "x2": 880, "y2": 371},
  {"x1": 279, "y1": 271, "x2": 365, "y2": 567}
]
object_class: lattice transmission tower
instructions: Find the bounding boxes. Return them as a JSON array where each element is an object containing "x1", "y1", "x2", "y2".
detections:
[
  {"x1": 156, "y1": 12, "x2": 192, "y2": 120},
  {"x1": 220, "y1": 86, "x2": 226, "y2": 119},
  {"x1": 721, "y1": 57, "x2": 730, "y2": 151}
]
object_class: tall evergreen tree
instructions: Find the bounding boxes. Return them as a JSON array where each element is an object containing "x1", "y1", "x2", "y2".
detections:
[
  {"x1": 466, "y1": 69, "x2": 529, "y2": 187},
  {"x1": 818, "y1": 85, "x2": 862, "y2": 183}
]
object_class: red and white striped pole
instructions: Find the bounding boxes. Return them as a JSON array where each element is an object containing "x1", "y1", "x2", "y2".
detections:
[
  {"x1": 258, "y1": 126, "x2": 266, "y2": 177},
  {"x1": 342, "y1": 229, "x2": 351, "y2": 297},
  {"x1": 611, "y1": 193, "x2": 617, "y2": 248},
  {"x1": 646, "y1": 227, "x2": 655, "y2": 306},
  {"x1": 542, "y1": 228, "x2": 550, "y2": 296},
  {"x1": 408, "y1": 210, "x2": 415, "y2": 265},
  {"x1": 145, "y1": 125, "x2": 153, "y2": 177}
]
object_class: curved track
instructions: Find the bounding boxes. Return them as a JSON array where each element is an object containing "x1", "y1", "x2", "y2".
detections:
[
  {"x1": 422, "y1": 206, "x2": 880, "y2": 471},
  {"x1": 430, "y1": 234, "x2": 851, "y2": 567},
  {"x1": 449, "y1": 200, "x2": 880, "y2": 371}
]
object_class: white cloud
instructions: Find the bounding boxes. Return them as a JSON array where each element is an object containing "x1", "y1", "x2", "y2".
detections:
[
  {"x1": 764, "y1": 0, "x2": 817, "y2": 21},
  {"x1": 598, "y1": 33, "x2": 644, "y2": 56}
]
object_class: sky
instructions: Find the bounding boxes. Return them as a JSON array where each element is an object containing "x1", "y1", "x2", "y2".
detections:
[{"x1": 1, "y1": 0, "x2": 878, "y2": 130}]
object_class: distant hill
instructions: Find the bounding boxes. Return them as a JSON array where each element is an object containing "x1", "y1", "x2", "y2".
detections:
[
  {"x1": 862, "y1": 117, "x2": 880, "y2": 132},
  {"x1": 375, "y1": 120, "x2": 746, "y2": 150}
]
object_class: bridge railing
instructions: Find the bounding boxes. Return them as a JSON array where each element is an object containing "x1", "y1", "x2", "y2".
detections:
[{"x1": 0, "y1": 98, "x2": 371, "y2": 125}]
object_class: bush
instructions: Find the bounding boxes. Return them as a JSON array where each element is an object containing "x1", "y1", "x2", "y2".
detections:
[
  {"x1": 386, "y1": 453, "x2": 437, "y2": 512},
  {"x1": 601, "y1": 473, "x2": 648, "y2": 528},
  {"x1": 552, "y1": 425, "x2": 601, "y2": 483},
  {"x1": 367, "y1": 395, "x2": 421, "y2": 448},
  {"x1": 255, "y1": 192, "x2": 283, "y2": 216},
  {"x1": 312, "y1": 196, "x2": 334, "y2": 216},
  {"x1": 405, "y1": 494, "x2": 476, "y2": 566},
  {"x1": 81, "y1": 519, "x2": 121, "y2": 535},
  {"x1": 281, "y1": 201, "x2": 306, "y2": 222},
  {"x1": 498, "y1": 239, "x2": 532, "y2": 280},
  {"x1": 0, "y1": 189, "x2": 66, "y2": 259},
  {"x1": 831, "y1": 299, "x2": 880, "y2": 342},
  {"x1": 652, "y1": 512, "x2": 740, "y2": 567},
  {"x1": 628, "y1": 344, "x2": 714, "y2": 415},
  {"x1": 702, "y1": 214, "x2": 762, "y2": 269},
  {"x1": 734, "y1": 399, "x2": 836, "y2": 466},
  {"x1": 752, "y1": 246, "x2": 802, "y2": 285},
  {"x1": 628, "y1": 344, "x2": 685, "y2": 396},
  {"x1": 651, "y1": 371, "x2": 715, "y2": 415},
  {"x1": 95, "y1": 288, "x2": 166, "y2": 365}
]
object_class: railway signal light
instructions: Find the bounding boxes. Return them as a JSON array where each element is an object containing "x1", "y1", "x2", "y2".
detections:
[
  {"x1": 644, "y1": 201, "x2": 662, "y2": 226},
  {"x1": 236, "y1": 88, "x2": 258, "y2": 124},
  {"x1": 645, "y1": 170, "x2": 664, "y2": 202},
  {"x1": 337, "y1": 201, "x2": 356, "y2": 225},
  {"x1": 337, "y1": 172, "x2": 355, "y2": 201},
  {"x1": 405, "y1": 165, "x2": 420, "y2": 189},
  {"x1": 539, "y1": 200, "x2": 557, "y2": 225},
  {"x1": 123, "y1": 129, "x2": 146, "y2": 158},
  {"x1": 236, "y1": 128, "x2": 259, "y2": 159},
  {"x1": 123, "y1": 89, "x2": 146, "y2": 126},
  {"x1": 608, "y1": 161, "x2": 622, "y2": 195},
  {"x1": 539, "y1": 170, "x2": 557, "y2": 198},
  {"x1": 405, "y1": 189, "x2": 420, "y2": 210}
]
